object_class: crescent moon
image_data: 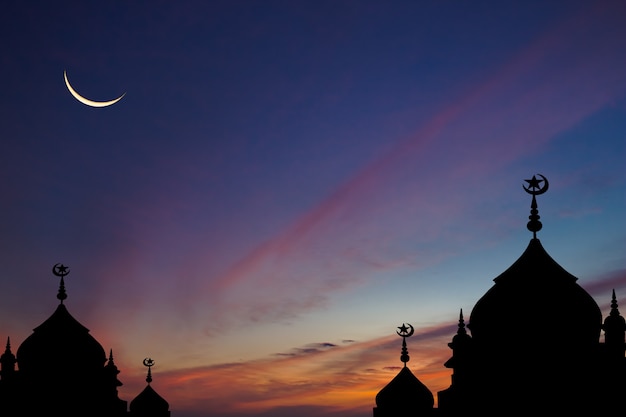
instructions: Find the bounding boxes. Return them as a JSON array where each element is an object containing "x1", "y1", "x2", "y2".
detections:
[
  {"x1": 64, "y1": 70, "x2": 125, "y2": 107},
  {"x1": 396, "y1": 323, "x2": 415, "y2": 337},
  {"x1": 143, "y1": 358, "x2": 155, "y2": 367},
  {"x1": 523, "y1": 173, "x2": 549, "y2": 195}
]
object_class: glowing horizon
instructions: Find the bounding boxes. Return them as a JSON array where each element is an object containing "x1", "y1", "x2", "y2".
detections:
[{"x1": 1, "y1": 2, "x2": 625, "y2": 417}]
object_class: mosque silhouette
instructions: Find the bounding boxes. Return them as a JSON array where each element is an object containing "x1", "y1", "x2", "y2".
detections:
[
  {"x1": 0, "y1": 262, "x2": 170, "y2": 417},
  {"x1": 0, "y1": 175, "x2": 624, "y2": 417},
  {"x1": 373, "y1": 175, "x2": 626, "y2": 416}
]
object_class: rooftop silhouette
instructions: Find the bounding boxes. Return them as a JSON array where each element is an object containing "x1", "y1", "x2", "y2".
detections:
[
  {"x1": 1, "y1": 175, "x2": 623, "y2": 417},
  {"x1": 0, "y1": 263, "x2": 171, "y2": 417},
  {"x1": 373, "y1": 174, "x2": 626, "y2": 416}
]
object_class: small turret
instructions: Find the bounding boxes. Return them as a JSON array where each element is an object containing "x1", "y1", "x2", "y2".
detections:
[
  {"x1": 129, "y1": 358, "x2": 171, "y2": 417},
  {"x1": 373, "y1": 324, "x2": 433, "y2": 417}
]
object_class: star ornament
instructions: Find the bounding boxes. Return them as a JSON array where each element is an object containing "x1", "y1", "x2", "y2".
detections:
[
  {"x1": 52, "y1": 263, "x2": 70, "y2": 277},
  {"x1": 523, "y1": 174, "x2": 549, "y2": 196},
  {"x1": 524, "y1": 175, "x2": 543, "y2": 191}
]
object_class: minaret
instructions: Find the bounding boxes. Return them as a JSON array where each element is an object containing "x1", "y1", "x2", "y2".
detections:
[
  {"x1": 598, "y1": 290, "x2": 626, "y2": 417},
  {"x1": 437, "y1": 309, "x2": 473, "y2": 413},
  {"x1": 602, "y1": 289, "x2": 626, "y2": 359},
  {"x1": 103, "y1": 349, "x2": 129, "y2": 415},
  {"x1": 0, "y1": 337, "x2": 16, "y2": 380}
]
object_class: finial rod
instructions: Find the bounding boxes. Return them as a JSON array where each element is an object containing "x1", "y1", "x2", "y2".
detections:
[
  {"x1": 396, "y1": 323, "x2": 415, "y2": 367},
  {"x1": 143, "y1": 358, "x2": 155, "y2": 384},
  {"x1": 523, "y1": 174, "x2": 549, "y2": 238},
  {"x1": 52, "y1": 263, "x2": 69, "y2": 303}
]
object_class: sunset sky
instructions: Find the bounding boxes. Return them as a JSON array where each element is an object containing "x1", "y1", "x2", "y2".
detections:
[{"x1": 1, "y1": 1, "x2": 625, "y2": 417}]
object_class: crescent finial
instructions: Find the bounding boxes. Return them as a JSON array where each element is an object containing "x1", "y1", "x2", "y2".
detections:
[
  {"x1": 396, "y1": 323, "x2": 414, "y2": 366},
  {"x1": 523, "y1": 174, "x2": 549, "y2": 195},
  {"x1": 523, "y1": 174, "x2": 548, "y2": 238},
  {"x1": 143, "y1": 358, "x2": 154, "y2": 384},
  {"x1": 52, "y1": 263, "x2": 68, "y2": 303},
  {"x1": 52, "y1": 263, "x2": 70, "y2": 277}
]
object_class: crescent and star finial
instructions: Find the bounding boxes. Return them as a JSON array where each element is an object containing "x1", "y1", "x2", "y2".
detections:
[
  {"x1": 52, "y1": 263, "x2": 69, "y2": 303},
  {"x1": 523, "y1": 174, "x2": 548, "y2": 239},
  {"x1": 143, "y1": 357, "x2": 155, "y2": 384},
  {"x1": 396, "y1": 323, "x2": 415, "y2": 338},
  {"x1": 396, "y1": 323, "x2": 414, "y2": 366},
  {"x1": 523, "y1": 174, "x2": 549, "y2": 195},
  {"x1": 52, "y1": 263, "x2": 70, "y2": 277}
]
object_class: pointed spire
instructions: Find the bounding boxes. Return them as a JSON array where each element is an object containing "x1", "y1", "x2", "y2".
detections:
[
  {"x1": 610, "y1": 289, "x2": 620, "y2": 317},
  {"x1": 523, "y1": 174, "x2": 549, "y2": 239},
  {"x1": 446, "y1": 308, "x2": 472, "y2": 353},
  {"x1": 396, "y1": 323, "x2": 415, "y2": 367},
  {"x1": 52, "y1": 263, "x2": 69, "y2": 303},
  {"x1": 457, "y1": 309, "x2": 467, "y2": 336},
  {"x1": 602, "y1": 289, "x2": 626, "y2": 351},
  {"x1": 143, "y1": 358, "x2": 155, "y2": 384},
  {"x1": 1, "y1": 336, "x2": 17, "y2": 375}
]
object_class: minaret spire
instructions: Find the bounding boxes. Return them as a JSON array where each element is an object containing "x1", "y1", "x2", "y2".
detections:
[
  {"x1": 396, "y1": 323, "x2": 415, "y2": 367},
  {"x1": 523, "y1": 174, "x2": 549, "y2": 239},
  {"x1": 602, "y1": 289, "x2": 626, "y2": 351},
  {"x1": 1, "y1": 336, "x2": 17, "y2": 378},
  {"x1": 143, "y1": 358, "x2": 155, "y2": 384},
  {"x1": 457, "y1": 309, "x2": 467, "y2": 336},
  {"x1": 52, "y1": 263, "x2": 69, "y2": 303}
]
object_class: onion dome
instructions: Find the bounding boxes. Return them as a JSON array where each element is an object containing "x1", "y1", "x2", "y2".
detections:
[
  {"x1": 374, "y1": 324, "x2": 433, "y2": 416},
  {"x1": 130, "y1": 358, "x2": 170, "y2": 417},
  {"x1": 468, "y1": 176, "x2": 602, "y2": 350},
  {"x1": 468, "y1": 238, "x2": 602, "y2": 346},
  {"x1": 16, "y1": 264, "x2": 107, "y2": 376}
]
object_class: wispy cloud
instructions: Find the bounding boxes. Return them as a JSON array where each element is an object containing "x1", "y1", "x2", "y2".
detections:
[
  {"x1": 163, "y1": 0, "x2": 626, "y2": 336},
  {"x1": 116, "y1": 323, "x2": 455, "y2": 417}
]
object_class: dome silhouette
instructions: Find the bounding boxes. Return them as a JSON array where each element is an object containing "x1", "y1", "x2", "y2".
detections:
[
  {"x1": 469, "y1": 237, "x2": 602, "y2": 349},
  {"x1": 16, "y1": 303, "x2": 107, "y2": 375},
  {"x1": 374, "y1": 324, "x2": 434, "y2": 417},
  {"x1": 0, "y1": 264, "x2": 169, "y2": 417},
  {"x1": 129, "y1": 359, "x2": 171, "y2": 417},
  {"x1": 435, "y1": 175, "x2": 626, "y2": 416}
]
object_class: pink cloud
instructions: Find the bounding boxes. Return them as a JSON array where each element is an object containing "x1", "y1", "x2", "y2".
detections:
[
  {"x1": 175, "y1": 0, "x2": 626, "y2": 332},
  {"x1": 116, "y1": 322, "x2": 456, "y2": 417}
]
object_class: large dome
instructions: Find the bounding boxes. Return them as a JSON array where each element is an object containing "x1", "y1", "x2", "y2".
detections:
[
  {"x1": 16, "y1": 303, "x2": 107, "y2": 375},
  {"x1": 468, "y1": 238, "x2": 602, "y2": 353},
  {"x1": 16, "y1": 266, "x2": 107, "y2": 381}
]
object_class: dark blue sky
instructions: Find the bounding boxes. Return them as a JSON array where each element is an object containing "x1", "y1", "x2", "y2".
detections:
[{"x1": 2, "y1": 2, "x2": 625, "y2": 417}]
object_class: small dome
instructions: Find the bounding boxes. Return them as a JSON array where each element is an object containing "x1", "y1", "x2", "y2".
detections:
[
  {"x1": 130, "y1": 384, "x2": 170, "y2": 415},
  {"x1": 375, "y1": 366, "x2": 434, "y2": 411}
]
